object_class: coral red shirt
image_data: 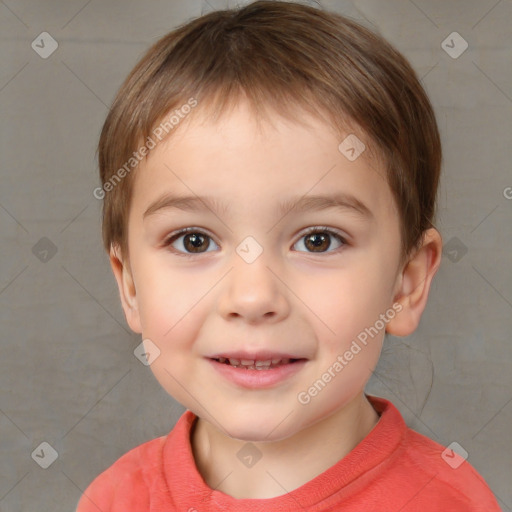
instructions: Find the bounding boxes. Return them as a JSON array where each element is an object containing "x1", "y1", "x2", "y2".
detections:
[{"x1": 76, "y1": 396, "x2": 501, "y2": 511}]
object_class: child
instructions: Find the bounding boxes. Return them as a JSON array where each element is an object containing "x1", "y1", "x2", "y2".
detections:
[{"x1": 78, "y1": 1, "x2": 501, "y2": 510}]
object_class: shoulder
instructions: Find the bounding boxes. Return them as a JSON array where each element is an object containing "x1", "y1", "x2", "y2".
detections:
[
  {"x1": 367, "y1": 396, "x2": 500, "y2": 511},
  {"x1": 75, "y1": 435, "x2": 167, "y2": 512},
  {"x1": 397, "y1": 427, "x2": 501, "y2": 511}
]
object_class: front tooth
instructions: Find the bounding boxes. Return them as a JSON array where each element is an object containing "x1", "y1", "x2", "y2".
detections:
[
  {"x1": 255, "y1": 360, "x2": 272, "y2": 367},
  {"x1": 229, "y1": 358, "x2": 240, "y2": 366},
  {"x1": 240, "y1": 359, "x2": 255, "y2": 366}
]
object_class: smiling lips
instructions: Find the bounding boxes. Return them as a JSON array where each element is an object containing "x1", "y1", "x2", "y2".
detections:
[
  {"x1": 209, "y1": 350, "x2": 306, "y2": 370},
  {"x1": 208, "y1": 353, "x2": 308, "y2": 388},
  {"x1": 212, "y1": 356, "x2": 299, "y2": 370}
]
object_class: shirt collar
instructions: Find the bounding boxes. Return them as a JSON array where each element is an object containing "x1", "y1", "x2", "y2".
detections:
[{"x1": 162, "y1": 395, "x2": 406, "y2": 511}]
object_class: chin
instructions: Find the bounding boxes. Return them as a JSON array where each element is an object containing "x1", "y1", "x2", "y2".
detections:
[
  {"x1": 218, "y1": 408, "x2": 299, "y2": 443},
  {"x1": 227, "y1": 425, "x2": 290, "y2": 443}
]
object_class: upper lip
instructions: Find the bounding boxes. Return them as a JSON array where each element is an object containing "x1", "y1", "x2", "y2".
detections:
[{"x1": 208, "y1": 351, "x2": 306, "y2": 361}]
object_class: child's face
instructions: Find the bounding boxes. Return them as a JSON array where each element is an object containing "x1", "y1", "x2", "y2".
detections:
[{"x1": 117, "y1": 101, "x2": 404, "y2": 441}]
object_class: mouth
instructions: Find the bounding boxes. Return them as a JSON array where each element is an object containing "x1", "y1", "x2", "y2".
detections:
[
  {"x1": 210, "y1": 356, "x2": 303, "y2": 370},
  {"x1": 207, "y1": 353, "x2": 308, "y2": 388}
]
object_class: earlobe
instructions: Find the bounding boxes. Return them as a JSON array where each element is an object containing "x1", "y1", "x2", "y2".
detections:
[
  {"x1": 386, "y1": 228, "x2": 443, "y2": 337},
  {"x1": 109, "y1": 245, "x2": 142, "y2": 334}
]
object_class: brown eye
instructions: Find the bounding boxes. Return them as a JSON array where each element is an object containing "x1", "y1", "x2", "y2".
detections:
[
  {"x1": 183, "y1": 233, "x2": 210, "y2": 253},
  {"x1": 304, "y1": 232, "x2": 331, "y2": 252},
  {"x1": 293, "y1": 228, "x2": 345, "y2": 253},
  {"x1": 165, "y1": 229, "x2": 218, "y2": 255}
]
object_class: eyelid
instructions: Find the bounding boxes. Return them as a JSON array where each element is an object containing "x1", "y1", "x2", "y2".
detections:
[
  {"x1": 163, "y1": 226, "x2": 348, "y2": 246},
  {"x1": 297, "y1": 225, "x2": 347, "y2": 241},
  {"x1": 162, "y1": 226, "x2": 215, "y2": 244}
]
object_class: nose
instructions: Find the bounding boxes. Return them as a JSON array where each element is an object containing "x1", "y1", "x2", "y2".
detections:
[{"x1": 217, "y1": 253, "x2": 290, "y2": 325}]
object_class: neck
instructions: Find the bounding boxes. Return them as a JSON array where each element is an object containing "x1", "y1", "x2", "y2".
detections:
[{"x1": 190, "y1": 393, "x2": 380, "y2": 499}]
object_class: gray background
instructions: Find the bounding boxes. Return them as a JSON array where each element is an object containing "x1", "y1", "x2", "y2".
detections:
[{"x1": 1, "y1": 0, "x2": 511, "y2": 510}]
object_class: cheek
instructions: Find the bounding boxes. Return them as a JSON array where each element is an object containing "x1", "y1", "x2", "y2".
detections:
[
  {"x1": 133, "y1": 259, "x2": 203, "y2": 338},
  {"x1": 139, "y1": 305, "x2": 207, "y2": 406},
  {"x1": 311, "y1": 264, "x2": 393, "y2": 341}
]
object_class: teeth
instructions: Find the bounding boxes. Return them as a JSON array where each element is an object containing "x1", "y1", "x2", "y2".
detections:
[
  {"x1": 215, "y1": 357, "x2": 298, "y2": 369},
  {"x1": 255, "y1": 360, "x2": 272, "y2": 367}
]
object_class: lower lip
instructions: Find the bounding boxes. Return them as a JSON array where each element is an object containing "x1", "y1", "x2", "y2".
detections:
[{"x1": 208, "y1": 359, "x2": 307, "y2": 389}]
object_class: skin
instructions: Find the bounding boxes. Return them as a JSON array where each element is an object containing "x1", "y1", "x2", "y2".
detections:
[{"x1": 110, "y1": 100, "x2": 442, "y2": 499}]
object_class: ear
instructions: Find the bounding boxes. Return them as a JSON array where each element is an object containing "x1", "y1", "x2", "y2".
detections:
[
  {"x1": 109, "y1": 245, "x2": 142, "y2": 334},
  {"x1": 386, "y1": 228, "x2": 442, "y2": 337}
]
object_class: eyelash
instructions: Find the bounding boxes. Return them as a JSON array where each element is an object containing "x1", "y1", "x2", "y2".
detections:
[{"x1": 162, "y1": 226, "x2": 348, "y2": 257}]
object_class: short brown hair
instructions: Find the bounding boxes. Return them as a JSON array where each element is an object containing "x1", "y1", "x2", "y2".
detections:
[{"x1": 98, "y1": 0, "x2": 441, "y2": 265}]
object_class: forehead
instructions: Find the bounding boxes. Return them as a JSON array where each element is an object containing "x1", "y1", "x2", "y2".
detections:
[{"x1": 131, "y1": 101, "x2": 395, "y2": 221}]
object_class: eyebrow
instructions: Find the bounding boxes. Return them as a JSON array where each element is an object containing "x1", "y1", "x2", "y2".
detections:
[{"x1": 143, "y1": 192, "x2": 373, "y2": 221}]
